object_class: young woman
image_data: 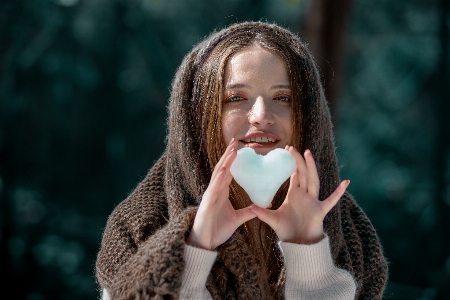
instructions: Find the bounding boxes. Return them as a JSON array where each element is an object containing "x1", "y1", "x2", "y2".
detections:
[{"x1": 96, "y1": 22, "x2": 388, "y2": 299}]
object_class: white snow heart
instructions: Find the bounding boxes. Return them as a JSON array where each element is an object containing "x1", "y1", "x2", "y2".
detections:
[{"x1": 230, "y1": 148, "x2": 296, "y2": 208}]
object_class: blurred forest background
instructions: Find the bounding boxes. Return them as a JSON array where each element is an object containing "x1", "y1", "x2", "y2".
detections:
[{"x1": 1, "y1": 0, "x2": 449, "y2": 299}]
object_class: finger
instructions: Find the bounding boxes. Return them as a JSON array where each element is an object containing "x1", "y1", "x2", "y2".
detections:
[
  {"x1": 235, "y1": 207, "x2": 257, "y2": 227},
  {"x1": 214, "y1": 138, "x2": 236, "y2": 174},
  {"x1": 249, "y1": 205, "x2": 279, "y2": 231},
  {"x1": 200, "y1": 170, "x2": 225, "y2": 206},
  {"x1": 321, "y1": 180, "x2": 350, "y2": 214},
  {"x1": 208, "y1": 142, "x2": 237, "y2": 205},
  {"x1": 289, "y1": 168, "x2": 300, "y2": 190},
  {"x1": 304, "y1": 150, "x2": 320, "y2": 198},
  {"x1": 210, "y1": 150, "x2": 237, "y2": 206},
  {"x1": 288, "y1": 146, "x2": 307, "y2": 191},
  {"x1": 222, "y1": 149, "x2": 237, "y2": 188},
  {"x1": 286, "y1": 170, "x2": 301, "y2": 204},
  {"x1": 212, "y1": 138, "x2": 236, "y2": 182},
  {"x1": 205, "y1": 165, "x2": 228, "y2": 204}
]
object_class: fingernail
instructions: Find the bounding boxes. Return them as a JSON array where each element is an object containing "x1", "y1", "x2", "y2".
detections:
[
  {"x1": 230, "y1": 147, "x2": 235, "y2": 152},
  {"x1": 347, "y1": 180, "x2": 351, "y2": 185},
  {"x1": 229, "y1": 138, "x2": 235, "y2": 146}
]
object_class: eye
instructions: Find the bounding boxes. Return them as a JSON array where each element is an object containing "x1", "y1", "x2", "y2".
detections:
[
  {"x1": 274, "y1": 95, "x2": 291, "y2": 103},
  {"x1": 226, "y1": 95, "x2": 245, "y2": 102}
]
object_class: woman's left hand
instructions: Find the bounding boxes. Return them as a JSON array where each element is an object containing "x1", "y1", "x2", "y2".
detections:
[{"x1": 250, "y1": 146, "x2": 350, "y2": 244}]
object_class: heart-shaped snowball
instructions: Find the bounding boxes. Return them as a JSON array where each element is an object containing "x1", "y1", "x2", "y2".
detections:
[{"x1": 230, "y1": 148, "x2": 296, "y2": 208}]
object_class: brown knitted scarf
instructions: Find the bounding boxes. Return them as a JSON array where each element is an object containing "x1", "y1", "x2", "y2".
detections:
[{"x1": 96, "y1": 21, "x2": 388, "y2": 300}]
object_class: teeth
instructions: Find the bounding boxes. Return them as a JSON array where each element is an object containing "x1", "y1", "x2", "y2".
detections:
[{"x1": 243, "y1": 137, "x2": 277, "y2": 143}]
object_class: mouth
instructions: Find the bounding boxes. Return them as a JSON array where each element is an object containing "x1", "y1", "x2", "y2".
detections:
[{"x1": 239, "y1": 136, "x2": 280, "y2": 148}]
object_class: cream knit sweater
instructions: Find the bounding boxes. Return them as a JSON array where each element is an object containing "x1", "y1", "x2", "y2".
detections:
[{"x1": 102, "y1": 235, "x2": 356, "y2": 299}]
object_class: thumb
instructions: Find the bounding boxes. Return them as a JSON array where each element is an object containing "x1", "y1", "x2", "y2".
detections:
[
  {"x1": 321, "y1": 180, "x2": 350, "y2": 214},
  {"x1": 235, "y1": 207, "x2": 257, "y2": 227},
  {"x1": 249, "y1": 205, "x2": 279, "y2": 230}
]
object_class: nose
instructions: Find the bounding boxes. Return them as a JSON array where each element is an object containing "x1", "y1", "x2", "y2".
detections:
[{"x1": 248, "y1": 97, "x2": 275, "y2": 126}]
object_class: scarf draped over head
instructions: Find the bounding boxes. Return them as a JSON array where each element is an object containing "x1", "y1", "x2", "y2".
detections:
[{"x1": 96, "y1": 21, "x2": 388, "y2": 300}]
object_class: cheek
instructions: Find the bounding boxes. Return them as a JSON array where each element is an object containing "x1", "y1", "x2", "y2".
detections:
[
  {"x1": 221, "y1": 109, "x2": 244, "y2": 141},
  {"x1": 281, "y1": 109, "x2": 293, "y2": 140}
]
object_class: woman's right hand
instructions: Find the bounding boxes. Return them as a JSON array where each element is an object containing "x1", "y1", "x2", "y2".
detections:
[{"x1": 187, "y1": 139, "x2": 256, "y2": 250}]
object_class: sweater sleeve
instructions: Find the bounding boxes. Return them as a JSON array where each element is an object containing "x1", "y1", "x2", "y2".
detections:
[
  {"x1": 279, "y1": 235, "x2": 357, "y2": 299},
  {"x1": 101, "y1": 288, "x2": 110, "y2": 300},
  {"x1": 96, "y1": 203, "x2": 198, "y2": 300},
  {"x1": 95, "y1": 155, "x2": 207, "y2": 299},
  {"x1": 179, "y1": 245, "x2": 217, "y2": 299}
]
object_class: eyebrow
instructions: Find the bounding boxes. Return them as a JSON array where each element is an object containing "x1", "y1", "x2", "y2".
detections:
[
  {"x1": 224, "y1": 83, "x2": 291, "y2": 90},
  {"x1": 270, "y1": 84, "x2": 291, "y2": 90},
  {"x1": 225, "y1": 83, "x2": 250, "y2": 90}
]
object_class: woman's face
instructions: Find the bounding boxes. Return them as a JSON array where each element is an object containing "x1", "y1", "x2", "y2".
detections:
[{"x1": 221, "y1": 46, "x2": 292, "y2": 155}]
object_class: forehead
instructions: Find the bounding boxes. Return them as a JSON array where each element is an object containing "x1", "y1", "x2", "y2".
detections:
[{"x1": 224, "y1": 46, "x2": 289, "y2": 86}]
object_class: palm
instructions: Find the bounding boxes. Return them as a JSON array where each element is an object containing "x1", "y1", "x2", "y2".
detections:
[
  {"x1": 198, "y1": 190, "x2": 239, "y2": 248},
  {"x1": 273, "y1": 184, "x2": 327, "y2": 243}
]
